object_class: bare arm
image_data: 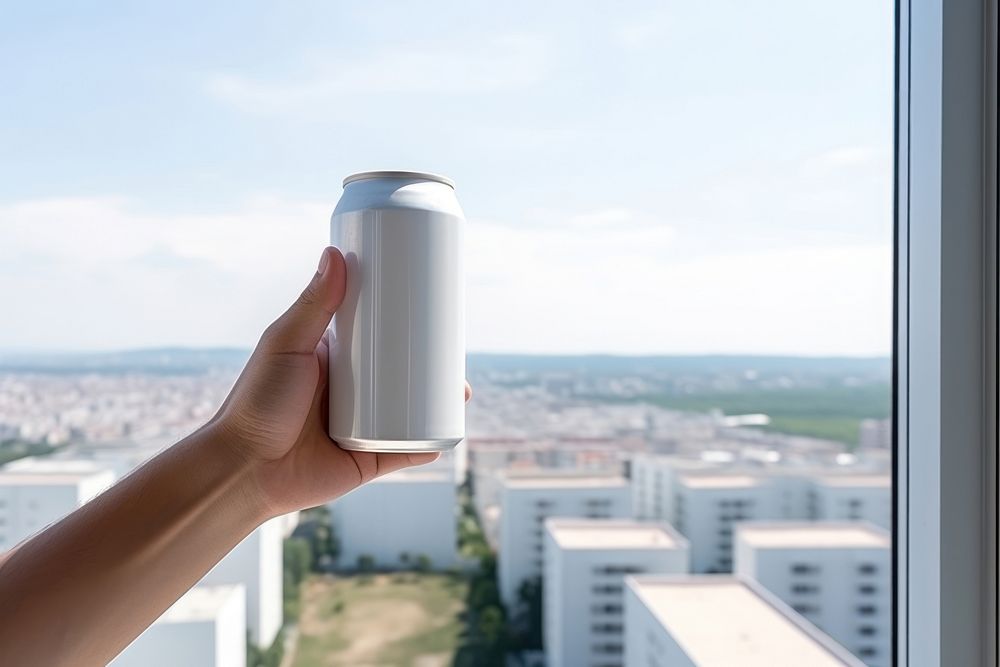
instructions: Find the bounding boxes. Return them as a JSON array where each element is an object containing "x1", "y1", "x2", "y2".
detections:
[{"x1": 0, "y1": 247, "x2": 461, "y2": 666}]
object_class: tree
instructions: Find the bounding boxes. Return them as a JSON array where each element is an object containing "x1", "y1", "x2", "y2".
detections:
[
  {"x1": 511, "y1": 577, "x2": 543, "y2": 649},
  {"x1": 415, "y1": 553, "x2": 432, "y2": 572},
  {"x1": 470, "y1": 579, "x2": 500, "y2": 610},
  {"x1": 283, "y1": 538, "x2": 312, "y2": 587},
  {"x1": 357, "y1": 554, "x2": 375, "y2": 573},
  {"x1": 478, "y1": 605, "x2": 506, "y2": 646},
  {"x1": 399, "y1": 551, "x2": 411, "y2": 568}
]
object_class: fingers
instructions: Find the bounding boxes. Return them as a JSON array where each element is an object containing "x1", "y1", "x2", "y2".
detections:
[
  {"x1": 465, "y1": 381, "x2": 472, "y2": 403},
  {"x1": 373, "y1": 451, "x2": 441, "y2": 479},
  {"x1": 261, "y1": 247, "x2": 346, "y2": 355}
]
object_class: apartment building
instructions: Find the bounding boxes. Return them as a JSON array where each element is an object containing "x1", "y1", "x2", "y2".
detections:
[
  {"x1": 735, "y1": 522, "x2": 891, "y2": 667},
  {"x1": 330, "y1": 468, "x2": 458, "y2": 571},
  {"x1": 543, "y1": 519, "x2": 688, "y2": 667},
  {"x1": 809, "y1": 476, "x2": 891, "y2": 530},
  {"x1": 674, "y1": 474, "x2": 781, "y2": 573},
  {"x1": 498, "y1": 475, "x2": 631, "y2": 608},
  {"x1": 624, "y1": 576, "x2": 865, "y2": 667}
]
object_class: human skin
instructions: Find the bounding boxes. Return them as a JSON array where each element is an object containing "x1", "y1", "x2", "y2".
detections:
[{"x1": 0, "y1": 246, "x2": 470, "y2": 666}]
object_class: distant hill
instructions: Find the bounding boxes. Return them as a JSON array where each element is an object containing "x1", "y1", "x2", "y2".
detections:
[
  {"x1": 0, "y1": 348, "x2": 250, "y2": 374},
  {"x1": 467, "y1": 353, "x2": 890, "y2": 379},
  {"x1": 0, "y1": 348, "x2": 891, "y2": 381}
]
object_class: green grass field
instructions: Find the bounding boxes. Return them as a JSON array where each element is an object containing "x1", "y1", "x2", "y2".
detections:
[
  {"x1": 291, "y1": 573, "x2": 468, "y2": 667},
  {"x1": 648, "y1": 383, "x2": 891, "y2": 445}
]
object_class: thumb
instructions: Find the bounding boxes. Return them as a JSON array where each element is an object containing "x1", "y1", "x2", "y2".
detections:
[{"x1": 261, "y1": 246, "x2": 346, "y2": 354}]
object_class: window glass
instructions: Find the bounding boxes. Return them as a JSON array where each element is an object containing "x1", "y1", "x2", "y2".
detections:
[{"x1": 0, "y1": 1, "x2": 893, "y2": 666}]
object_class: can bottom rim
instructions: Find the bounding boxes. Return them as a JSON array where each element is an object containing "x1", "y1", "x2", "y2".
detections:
[{"x1": 333, "y1": 436, "x2": 463, "y2": 453}]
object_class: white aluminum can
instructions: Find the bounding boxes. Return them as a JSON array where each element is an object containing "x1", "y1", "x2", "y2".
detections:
[{"x1": 328, "y1": 170, "x2": 465, "y2": 452}]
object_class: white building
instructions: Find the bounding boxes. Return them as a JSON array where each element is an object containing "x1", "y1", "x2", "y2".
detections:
[
  {"x1": 543, "y1": 519, "x2": 689, "y2": 667},
  {"x1": 674, "y1": 474, "x2": 781, "y2": 573},
  {"x1": 330, "y1": 469, "x2": 458, "y2": 571},
  {"x1": 735, "y1": 522, "x2": 891, "y2": 667},
  {"x1": 630, "y1": 455, "x2": 718, "y2": 521},
  {"x1": 498, "y1": 475, "x2": 631, "y2": 608},
  {"x1": 624, "y1": 576, "x2": 866, "y2": 667},
  {"x1": 809, "y1": 476, "x2": 891, "y2": 530},
  {"x1": 858, "y1": 419, "x2": 891, "y2": 450},
  {"x1": 0, "y1": 465, "x2": 116, "y2": 550},
  {"x1": 200, "y1": 517, "x2": 283, "y2": 648},
  {"x1": 111, "y1": 585, "x2": 246, "y2": 667}
]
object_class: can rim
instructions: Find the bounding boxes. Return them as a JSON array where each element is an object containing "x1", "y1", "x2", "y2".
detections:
[{"x1": 343, "y1": 170, "x2": 455, "y2": 189}]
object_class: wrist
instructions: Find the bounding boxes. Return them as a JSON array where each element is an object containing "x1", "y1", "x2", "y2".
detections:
[{"x1": 189, "y1": 420, "x2": 273, "y2": 525}]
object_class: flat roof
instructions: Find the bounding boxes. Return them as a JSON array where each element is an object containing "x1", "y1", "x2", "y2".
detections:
[
  {"x1": 546, "y1": 519, "x2": 684, "y2": 550},
  {"x1": 0, "y1": 471, "x2": 110, "y2": 486},
  {"x1": 679, "y1": 474, "x2": 761, "y2": 489},
  {"x1": 160, "y1": 585, "x2": 243, "y2": 622},
  {"x1": 374, "y1": 469, "x2": 452, "y2": 483},
  {"x1": 737, "y1": 522, "x2": 890, "y2": 549},
  {"x1": 502, "y1": 476, "x2": 627, "y2": 489},
  {"x1": 628, "y1": 577, "x2": 862, "y2": 666},
  {"x1": 814, "y1": 475, "x2": 890, "y2": 488}
]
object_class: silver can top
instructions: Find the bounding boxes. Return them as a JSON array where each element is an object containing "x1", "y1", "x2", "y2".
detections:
[{"x1": 343, "y1": 170, "x2": 455, "y2": 189}]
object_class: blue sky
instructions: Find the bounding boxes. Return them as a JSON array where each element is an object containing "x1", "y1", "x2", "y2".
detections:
[{"x1": 0, "y1": 1, "x2": 894, "y2": 355}]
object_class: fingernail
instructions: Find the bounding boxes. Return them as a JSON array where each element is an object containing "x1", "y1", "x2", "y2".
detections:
[{"x1": 317, "y1": 248, "x2": 331, "y2": 275}]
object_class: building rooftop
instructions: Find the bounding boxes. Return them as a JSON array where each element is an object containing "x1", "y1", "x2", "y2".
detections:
[
  {"x1": 737, "y1": 522, "x2": 890, "y2": 549},
  {"x1": 160, "y1": 585, "x2": 243, "y2": 623},
  {"x1": 814, "y1": 475, "x2": 890, "y2": 488},
  {"x1": 374, "y1": 469, "x2": 453, "y2": 483},
  {"x1": 678, "y1": 474, "x2": 762, "y2": 489},
  {"x1": 546, "y1": 519, "x2": 685, "y2": 550},
  {"x1": 502, "y1": 475, "x2": 627, "y2": 489},
  {"x1": 627, "y1": 576, "x2": 863, "y2": 667},
  {"x1": 0, "y1": 470, "x2": 112, "y2": 486}
]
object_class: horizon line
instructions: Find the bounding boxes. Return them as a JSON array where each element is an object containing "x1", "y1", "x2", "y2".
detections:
[{"x1": 0, "y1": 346, "x2": 892, "y2": 361}]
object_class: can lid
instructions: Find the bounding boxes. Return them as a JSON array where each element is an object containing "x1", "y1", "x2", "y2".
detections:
[{"x1": 343, "y1": 170, "x2": 455, "y2": 189}]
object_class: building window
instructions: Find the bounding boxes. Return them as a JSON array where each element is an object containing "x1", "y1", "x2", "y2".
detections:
[
  {"x1": 594, "y1": 565, "x2": 644, "y2": 576},
  {"x1": 791, "y1": 584, "x2": 819, "y2": 595},
  {"x1": 792, "y1": 603, "x2": 819, "y2": 615},
  {"x1": 592, "y1": 584, "x2": 623, "y2": 595},
  {"x1": 856, "y1": 605, "x2": 877, "y2": 616},
  {"x1": 790, "y1": 563, "x2": 820, "y2": 575},
  {"x1": 592, "y1": 623, "x2": 623, "y2": 634},
  {"x1": 857, "y1": 563, "x2": 878, "y2": 575},
  {"x1": 592, "y1": 642, "x2": 623, "y2": 654},
  {"x1": 858, "y1": 625, "x2": 878, "y2": 637},
  {"x1": 857, "y1": 647, "x2": 878, "y2": 658},
  {"x1": 857, "y1": 584, "x2": 877, "y2": 595},
  {"x1": 591, "y1": 604, "x2": 623, "y2": 614}
]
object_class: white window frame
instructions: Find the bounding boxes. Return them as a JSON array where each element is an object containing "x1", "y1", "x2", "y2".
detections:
[{"x1": 896, "y1": 0, "x2": 998, "y2": 664}]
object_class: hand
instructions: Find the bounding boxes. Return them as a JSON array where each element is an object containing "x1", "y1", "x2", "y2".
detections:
[{"x1": 211, "y1": 246, "x2": 470, "y2": 517}]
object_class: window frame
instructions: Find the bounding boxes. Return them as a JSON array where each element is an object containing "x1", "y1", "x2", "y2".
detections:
[{"x1": 895, "y1": 0, "x2": 998, "y2": 664}]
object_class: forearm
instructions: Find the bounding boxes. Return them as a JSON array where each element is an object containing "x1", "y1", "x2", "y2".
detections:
[{"x1": 0, "y1": 424, "x2": 267, "y2": 666}]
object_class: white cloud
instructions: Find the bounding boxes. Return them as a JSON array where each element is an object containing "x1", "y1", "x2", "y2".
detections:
[
  {"x1": 467, "y1": 213, "x2": 891, "y2": 356},
  {"x1": 205, "y1": 34, "x2": 552, "y2": 114},
  {"x1": 0, "y1": 197, "x2": 330, "y2": 350},
  {"x1": 0, "y1": 196, "x2": 890, "y2": 355}
]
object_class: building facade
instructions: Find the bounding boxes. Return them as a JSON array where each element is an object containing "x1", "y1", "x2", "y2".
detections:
[
  {"x1": 498, "y1": 475, "x2": 631, "y2": 608},
  {"x1": 330, "y1": 469, "x2": 458, "y2": 571},
  {"x1": 543, "y1": 519, "x2": 688, "y2": 667},
  {"x1": 674, "y1": 474, "x2": 782, "y2": 573},
  {"x1": 735, "y1": 522, "x2": 891, "y2": 667},
  {"x1": 809, "y1": 476, "x2": 891, "y2": 530}
]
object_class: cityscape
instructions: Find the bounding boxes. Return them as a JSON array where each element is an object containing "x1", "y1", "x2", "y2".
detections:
[{"x1": 0, "y1": 350, "x2": 892, "y2": 667}]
